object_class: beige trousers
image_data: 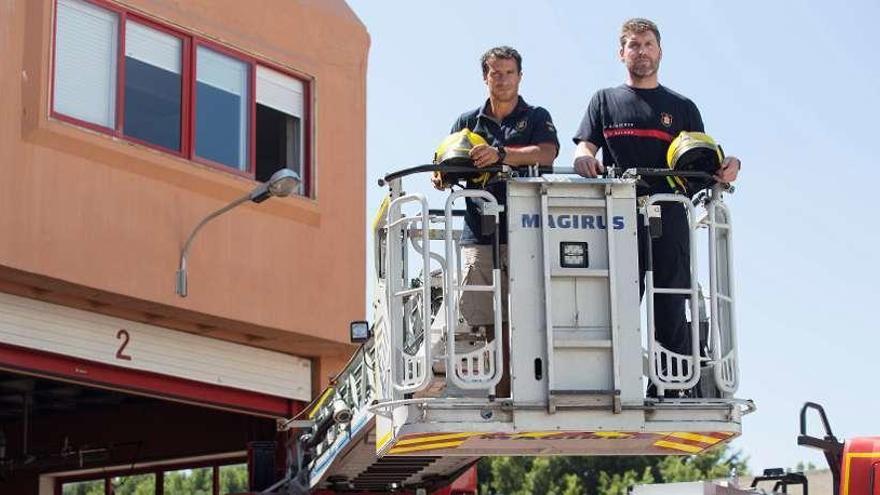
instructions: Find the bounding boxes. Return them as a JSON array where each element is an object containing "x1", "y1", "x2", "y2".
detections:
[{"x1": 459, "y1": 244, "x2": 509, "y2": 327}]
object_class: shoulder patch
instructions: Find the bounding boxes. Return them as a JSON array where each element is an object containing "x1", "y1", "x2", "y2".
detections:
[{"x1": 516, "y1": 118, "x2": 528, "y2": 132}]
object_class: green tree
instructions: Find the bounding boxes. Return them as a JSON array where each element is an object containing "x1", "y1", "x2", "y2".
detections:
[
  {"x1": 597, "y1": 466, "x2": 654, "y2": 495},
  {"x1": 163, "y1": 468, "x2": 212, "y2": 494},
  {"x1": 219, "y1": 464, "x2": 249, "y2": 494},
  {"x1": 109, "y1": 474, "x2": 155, "y2": 495},
  {"x1": 658, "y1": 445, "x2": 748, "y2": 483},
  {"x1": 792, "y1": 461, "x2": 817, "y2": 472},
  {"x1": 478, "y1": 445, "x2": 748, "y2": 495},
  {"x1": 62, "y1": 480, "x2": 104, "y2": 495}
]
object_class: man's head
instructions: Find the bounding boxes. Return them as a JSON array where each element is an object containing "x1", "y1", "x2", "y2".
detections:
[
  {"x1": 480, "y1": 46, "x2": 522, "y2": 104},
  {"x1": 618, "y1": 18, "x2": 662, "y2": 85}
]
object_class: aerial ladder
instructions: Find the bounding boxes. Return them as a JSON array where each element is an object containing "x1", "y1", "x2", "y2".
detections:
[{"x1": 265, "y1": 164, "x2": 754, "y2": 494}]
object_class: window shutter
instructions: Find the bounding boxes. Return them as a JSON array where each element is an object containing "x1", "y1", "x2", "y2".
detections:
[
  {"x1": 53, "y1": 0, "x2": 118, "y2": 128},
  {"x1": 256, "y1": 66, "x2": 304, "y2": 118},
  {"x1": 195, "y1": 46, "x2": 249, "y2": 169},
  {"x1": 125, "y1": 22, "x2": 181, "y2": 74},
  {"x1": 197, "y1": 47, "x2": 248, "y2": 95}
]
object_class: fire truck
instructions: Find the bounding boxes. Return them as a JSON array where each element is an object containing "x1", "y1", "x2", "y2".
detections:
[
  {"x1": 260, "y1": 163, "x2": 754, "y2": 494},
  {"x1": 631, "y1": 402, "x2": 880, "y2": 495}
]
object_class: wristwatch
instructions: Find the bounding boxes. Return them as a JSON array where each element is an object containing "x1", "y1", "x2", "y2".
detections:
[{"x1": 495, "y1": 146, "x2": 507, "y2": 164}]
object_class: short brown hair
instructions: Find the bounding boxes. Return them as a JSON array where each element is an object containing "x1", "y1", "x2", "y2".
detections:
[
  {"x1": 619, "y1": 18, "x2": 661, "y2": 47},
  {"x1": 480, "y1": 46, "x2": 522, "y2": 77}
]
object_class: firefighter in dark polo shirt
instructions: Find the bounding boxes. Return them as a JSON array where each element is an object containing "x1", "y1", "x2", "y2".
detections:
[
  {"x1": 572, "y1": 19, "x2": 741, "y2": 396},
  {"x1": 432, "y1": 46, "x2": 559, "y2": 396}
]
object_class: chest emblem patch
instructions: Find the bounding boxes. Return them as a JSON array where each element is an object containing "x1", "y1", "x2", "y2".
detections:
[
  {"x1": 660, "y1": 112, "x2": 673, "y2": 128},
  {"x1": 516, "y1": 118, "x2": 528, "y2": 132}
]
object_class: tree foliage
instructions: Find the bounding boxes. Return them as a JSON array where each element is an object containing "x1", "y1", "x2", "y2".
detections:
[
  {"x1": 61, "y1": 463, "x2": 248, "y2": 495},
  {"x1": 478, "y1": 445, "x2": 748, "y2": 495}
]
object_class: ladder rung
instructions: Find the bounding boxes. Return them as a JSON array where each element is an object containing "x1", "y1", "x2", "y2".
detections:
[
  {"x1": 407, "y1": 228, "x2": 460, "y2": 240},
  {"x1": 455, "y1": 285, "x2": 495, "y2": 292},
  {"x1": 652, "y1": 287, "x2": 695, "y2": 295},
  {"x1": 554, "y1": 339, "x2": 612, "y2": 349},
  {"x1": 550, "y1": 268, "x2": 609, "y2": 278},
  {"x1": 394, "y1": 288, "x2": 423, "y2": 297}
]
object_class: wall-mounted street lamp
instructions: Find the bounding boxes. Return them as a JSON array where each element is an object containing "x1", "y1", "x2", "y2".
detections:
[{"x1": 175, "y1": 168, "x2": 300, "y2": 297}]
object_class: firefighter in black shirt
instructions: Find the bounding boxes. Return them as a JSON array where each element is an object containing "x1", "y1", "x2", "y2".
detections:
[{"x1": 572, "y1": 18, "x2": 741, "y2": 395}]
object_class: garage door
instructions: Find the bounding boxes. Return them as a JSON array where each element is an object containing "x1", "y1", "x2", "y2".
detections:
[{"x1": 0, "y1": 292, "x2": 310, "y2": 416}]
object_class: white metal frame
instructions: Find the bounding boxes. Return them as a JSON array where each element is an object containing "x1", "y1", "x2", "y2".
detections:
[
  {"x1": 385, "y1": 193, "x2": 433, "y2": 393},
  {"x1": 643, "y1": 194, "x2": 702, "y2": 394},
  {"x1": 643, "y1": 187, "x2": 739, "y2": 396},
  {"x1": 443, "y1": 190, "x2": 504, "y2": 391},
  {"x1": 707, "y1": 196, "x2": 739, "y2": 393}
]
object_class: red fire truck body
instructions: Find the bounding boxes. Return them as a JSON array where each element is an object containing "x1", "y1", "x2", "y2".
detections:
[{"x1": 839, "y1": 436, "x2": 880, "y2": 495}]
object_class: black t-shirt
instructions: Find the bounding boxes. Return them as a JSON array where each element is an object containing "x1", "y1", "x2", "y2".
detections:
[
  {"x1": 573, "y1": 84, "x2": 704, "y2": 194},
  {"x1": 452, "y1": 96, "x2": 559, "y2": 245}
]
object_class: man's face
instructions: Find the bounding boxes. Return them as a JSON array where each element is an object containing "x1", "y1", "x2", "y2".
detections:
[
  {"x1": 619, "y1": 31, "x2": 662, "y2": 79},
  {"x1": 483, "y1": 57, "x2": 521, "y2": 103}
]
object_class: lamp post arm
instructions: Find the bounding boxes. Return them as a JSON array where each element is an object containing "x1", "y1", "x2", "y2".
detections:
[{"x1": 176, "y1": 193, "x2": 252, "y2": 297}]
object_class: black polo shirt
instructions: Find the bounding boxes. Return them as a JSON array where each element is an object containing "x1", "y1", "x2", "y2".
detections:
[
  {"x1": 451, "y1": 96, "x2": 559, "y2": 245},
  {"x1": 573, "y1": 84, "x2": 704, "y2": 194}
]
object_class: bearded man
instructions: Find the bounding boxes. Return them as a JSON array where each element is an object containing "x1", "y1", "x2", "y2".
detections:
[{"x1": 572, "y1": 18, "x2": 741, "y2": 396}]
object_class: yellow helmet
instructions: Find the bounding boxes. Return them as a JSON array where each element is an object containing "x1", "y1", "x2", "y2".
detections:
[
  {"x1": 433, "y1": 129, "x2": 492, "y2": 187},
  {"x1": 666, "y1": 131, "x2": 724, "y2": 192},
  {"x1": 433, "y1": 128, "x2": 488, "y2": 165}
]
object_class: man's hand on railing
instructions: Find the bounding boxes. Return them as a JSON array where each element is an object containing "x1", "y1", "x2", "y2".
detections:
[
  {"x1": 715, "y1": 156, "x2": 741, "y2": 184},
  {"x1": 431, "y1": 171, "x2": 446, "y2": 190},
  {"x1": 573, "y1": 154, "x2": 605, "y2": 178}
]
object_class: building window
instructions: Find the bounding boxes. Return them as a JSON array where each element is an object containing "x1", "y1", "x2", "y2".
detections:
[
  {"x1": 61, "y1": 479, "x2": 104, "y2": 494},
  {"x1": 218, "y1": 463, "x2": 248, "y2": 494},
  {"x1": 57, "y1": 460, "x2": 247, "y2": 495},
  {"x1": 112, "y1": 473, "x2": 156, "y2": 493},
  {"x1": 256, "y1": 66, "x2": 304, "y2": 188},
  {"x1": 123, "y1": 21, "x2": 183, "y2": 151},
  {"x1": 195, "y1": 46, "x2": 250, "y2": 171},
  {"x1": 164, "y1": 466, "x2": 212, "y2": 493},
  {"x1": 51, "y1": 0, "x2": 312, "y2": 196},
  {"x1": 53, "y1": 0, "x2": 118, "y2": 129}
]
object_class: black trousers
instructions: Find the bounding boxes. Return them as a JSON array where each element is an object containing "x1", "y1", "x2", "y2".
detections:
[{"x1": 637, "y1": 202, "x2": 691, "y2": 355}]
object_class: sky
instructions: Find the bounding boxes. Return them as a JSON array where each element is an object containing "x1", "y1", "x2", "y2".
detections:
[{"x1": 346, "y1": 0, "x2": 880, "y2": 473}]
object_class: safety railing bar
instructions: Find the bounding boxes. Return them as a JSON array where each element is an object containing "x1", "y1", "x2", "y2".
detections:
[
  {"x1": 605, "y1": 183, "x2": 622, "y2": 413},
  {"x1": 651, "y1": 287, "x2": 697, "y2": 295},
  {"x1": 645, "y1": 194, "x2": 702, "y2": 392},
  {"x1": 708, "y1": 192, "x2": 738, "y2": 393},
  {"x1": 708, "y1": 193, "x2": 724, "y2": 393},
  {"x1": 444, "y1": 192, "x2": 458, "y2": 391},
  {"x1": 384, "y1": 200, "x2": 400, "y2": 398},
  {"x1": 455, "y1": 285, "x2": 496, "y2": 292},
  {"x1": 714, "y1": 198, "x2": 739, "y2": 393},
  {"x1": 387, "y1": 216, "x2": 421, "y2": 229},
  {"x1": 387, "y1": 193, "x2": 434, "y2": 394},
  {"x1": 408, "y1": 226, "x2": 447, "y2": 276},
  {"x1": 540, "y1": 184, "x2": 557, "y2": 410},
  {"x1": 444, "y1": 189, "x2": 504, "y2": 390},
  {"x1": 394, "y1": 288, "x2": 424, "y2": 297}
]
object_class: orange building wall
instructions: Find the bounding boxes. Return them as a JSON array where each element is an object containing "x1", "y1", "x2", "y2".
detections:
[{"x1": 0, "y1": 0, "x2": 369, "y2": 385}]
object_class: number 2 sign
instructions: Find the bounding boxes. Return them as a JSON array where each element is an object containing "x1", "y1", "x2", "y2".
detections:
[{"x1": 116, "y1": 329, "x2": 133, "y2": 361}]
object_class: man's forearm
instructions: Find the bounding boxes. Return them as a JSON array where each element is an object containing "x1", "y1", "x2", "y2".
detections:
[
  {"x1": 503, "y1": 143, "x2": 558, "y2": 166},
  {"x1": 574, "y1": 140, "x2": 598, "y2": 159}
]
